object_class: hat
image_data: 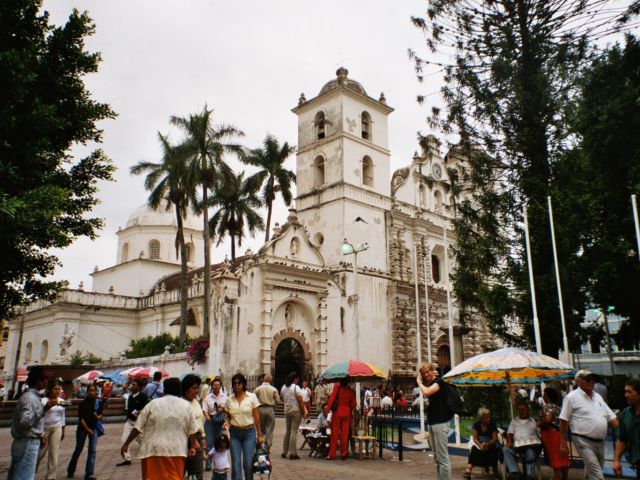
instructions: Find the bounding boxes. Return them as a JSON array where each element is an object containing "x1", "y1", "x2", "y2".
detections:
[{"x1": 575, "y1": 369, "x2": 598, "y2": 381}]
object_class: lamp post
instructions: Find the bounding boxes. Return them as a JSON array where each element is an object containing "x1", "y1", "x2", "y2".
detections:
[{"x1": 341, "y1": 238, "x2": 369, "y2": 410}]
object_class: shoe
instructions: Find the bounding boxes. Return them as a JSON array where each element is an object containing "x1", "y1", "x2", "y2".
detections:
[
  {"x1": 326, "y1": 456, "x2": 334, "y2": 460},
  {"x1": 463, "y1": 473, "x2": 472, "y2": 480},
  {"x1": 116, "y1": 460, "x2": 131, "y2": 467},
  {"x1": 289, "y1": 455, "x2": 300, "y2": 460},
  {"x1": 341, "y1": 455, "x2": 348, "y2": 460},
  {"x1": 281, "y1": 453, "x2": 287, "y2": 458}
]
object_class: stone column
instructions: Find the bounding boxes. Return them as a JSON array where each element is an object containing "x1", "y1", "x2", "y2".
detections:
[
  {"x1": 260, "y1": 287, "x2": 273, "y2": 374},
  {"x1": 317, "y1": 293, "x2": 328, "y2": 373}
]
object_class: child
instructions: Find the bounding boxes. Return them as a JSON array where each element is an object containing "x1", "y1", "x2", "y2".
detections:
[{"x1": 206, "y1": 433, "x2": 231, "y2": 480}]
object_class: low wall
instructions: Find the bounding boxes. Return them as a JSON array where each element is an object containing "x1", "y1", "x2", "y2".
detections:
[
  {"x1": 98, "y1": 352, "x2": 209, "y2": 378},
  {"x1": 1, "y1": 397, "x2": 126, "y2": 425}
]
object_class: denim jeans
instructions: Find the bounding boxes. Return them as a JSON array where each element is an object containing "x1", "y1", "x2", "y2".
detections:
[
  {"x1": 205, "y1": 420, "x2": 224, "y2": 469},
  {"x1": 503, "y1": 446, "x2": 540, "y2": 478},
  {"x1": 212, "y1": 471, "x2": 228, "y2": 480},
  {"x1": 67, "y1": 428, "x2": 98, "y2": 479},
  {"x1": 8, "y1": 437, "x2": 41, "y2": 480},
  {"x1": 428, "y1": 421, "x2": 451, "y2": 480},
  {"x1": 229, "y1": 426, "x2": 256, "y2": 480}
]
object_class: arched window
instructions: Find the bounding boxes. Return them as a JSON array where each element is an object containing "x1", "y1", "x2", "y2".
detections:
[
  {"x1": 437, "y1": 344, "x2": 451, "y2": 373},
  {"x1": 313, "y1": 156, "x2": 325, "y2": 187},
  {"x1": 148, "y1": 239, "x2": 161, "y2": 259},
  {"x1": 315, "y1": 111, "x2": 326, "y2": 140},
  {"x1": 362, "y1": 156, "x2": 374, "y2": 186},
  {"x1": 121, "y1": 242, "x2": 129, "y2": 263},
  {"x1": 183, "y1": 242, "x2": 194, "y2": 262},
  {"x1": 432, "y1": 254, "x2": 441, "y2": 283},
  {"x1": 25, "y1": 342, "x2": 32, "y2": 363},
  {"x1": 361, "y1": 111, "x2": 371, "y2": 140},
  {"x1": 40, "y1": 340, "x2": 48, "y2": 363},
  {"x1": 434, "y1": 190, "x2": 443, "y2": 211}
]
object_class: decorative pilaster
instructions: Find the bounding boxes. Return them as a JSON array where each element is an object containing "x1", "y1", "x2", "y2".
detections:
[
  {"x1": 316, "y1": 293, "x2": 328, "y2": 372},
  {"x1": 260, "y1": 288, "x2": 273, "y2": 374}
]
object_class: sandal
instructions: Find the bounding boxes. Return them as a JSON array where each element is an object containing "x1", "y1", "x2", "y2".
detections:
[{"x1": 463, "y1": 473, "x2": 472, "y2": 480}]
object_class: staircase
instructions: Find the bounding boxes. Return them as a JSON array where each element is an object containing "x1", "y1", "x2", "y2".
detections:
[{"x1": 275, "y1": 404, "x2": 319, "y2": 419}]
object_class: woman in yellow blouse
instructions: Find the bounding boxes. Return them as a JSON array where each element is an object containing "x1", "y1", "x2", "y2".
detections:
[{"x1": 224, "y1": 373, "x2": 263, "y2": 480}]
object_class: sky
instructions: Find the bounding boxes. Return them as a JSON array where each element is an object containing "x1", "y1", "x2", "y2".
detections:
[{"x1": 43, "y1": 0, "x2": 449, "y2": 290}]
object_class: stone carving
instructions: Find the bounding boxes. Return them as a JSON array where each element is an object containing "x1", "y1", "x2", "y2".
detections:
[
  {"x1": 379, "y1": 92, "x2": 387, "y2": 104},
  {"x1": 285, "y1": 304, "x2": 295, "y2": 330},
  {"x1": 298, "y1": 92, "x2": 306, "y2": 105},
  {"x1": 53, "y1": 325, "x2": 76, "y2": 364},
  {"x1": 391, "y1": 167, "x2": 410, "y2": 196},
  {"x1": 290, "y1": 237, "x2": 300, "y2": 256}
]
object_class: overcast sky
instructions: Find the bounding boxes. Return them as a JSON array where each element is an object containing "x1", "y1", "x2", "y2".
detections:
[{"x1": 43, "y1": 0, "x2": 448, "y2": 290}]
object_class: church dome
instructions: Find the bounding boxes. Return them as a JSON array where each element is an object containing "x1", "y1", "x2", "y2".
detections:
[
  {"x1": 318, "y1": 67, "x2": 367, "y2": 96},
  {"x1": 126, "y1": 204, "x2": 201, "y2": 231}
]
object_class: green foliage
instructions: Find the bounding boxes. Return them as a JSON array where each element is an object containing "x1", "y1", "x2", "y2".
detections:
[
  {"x1": 124, "y1": 333, "x2": 190, "y2": 359},
  {"x1": 459, "y1": 386, "x2": 511, "y2": 422},
  {"x1": 0, "y1": 0, "x2": 115, "y2": 319},
  {"x1": 69, "y1": 350, "x2": 103, "y2": 367}
]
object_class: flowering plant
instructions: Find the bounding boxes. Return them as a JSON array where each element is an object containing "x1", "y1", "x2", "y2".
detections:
[{"x1": 186, "y1": 337, "x2": 209, "y2": 365}]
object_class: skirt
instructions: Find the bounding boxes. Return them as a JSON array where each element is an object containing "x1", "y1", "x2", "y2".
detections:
[
  {"x1": 540, "y1": 426, "x2": 570, "y2": 469},
  {"x1": 468, "y1": 445, "x2": 499, "y2": 468},
  {"x1": 141, "y1": 456, "x2": 186, "y2": 480}
]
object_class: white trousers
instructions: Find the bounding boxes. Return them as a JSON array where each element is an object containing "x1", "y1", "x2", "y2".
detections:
[
  {"x1": 120, "y1": 420, "x2": 142, "y2": 461},
  {"x1": 37, "y1": 424, "x2": 63, "y2": 480}
]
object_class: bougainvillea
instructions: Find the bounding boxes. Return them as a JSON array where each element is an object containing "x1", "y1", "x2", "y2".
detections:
[{"x1": 187, "y1": 337, "x2": 209, "y2": 365}]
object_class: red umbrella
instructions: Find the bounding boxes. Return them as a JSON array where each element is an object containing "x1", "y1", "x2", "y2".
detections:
[{"x1": 128, "y1": 367, "x2": 169, "y2": 379}]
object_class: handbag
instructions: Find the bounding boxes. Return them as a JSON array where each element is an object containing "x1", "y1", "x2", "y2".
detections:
[{"x1": 94, "y1": 398, "x2": 105, "y2": 437}]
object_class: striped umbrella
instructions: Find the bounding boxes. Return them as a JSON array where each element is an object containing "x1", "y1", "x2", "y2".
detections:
[
  {"x1": 128, "y1": 367, "x2": 169, "y2": 379},
  {"x1": 319, "y1": 360, "x2": 387, "y2": 381},
  {"x1": 75, "y1": 370, "x2": 104, "y2": 383}
]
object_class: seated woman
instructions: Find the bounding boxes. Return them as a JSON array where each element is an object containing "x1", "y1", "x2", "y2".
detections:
[{"x1": 464, "y1": 407, "x2": 499, "y2": 479}]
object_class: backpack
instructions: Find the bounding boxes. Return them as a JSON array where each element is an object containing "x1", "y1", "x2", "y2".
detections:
[{"x1": 444, "y1": 381, "x2": 464, "y2": 417}]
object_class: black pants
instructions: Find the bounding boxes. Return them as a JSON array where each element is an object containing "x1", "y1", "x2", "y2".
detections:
[{"x1": 185, "y1": 431, "x2": 204, "y2": 480}]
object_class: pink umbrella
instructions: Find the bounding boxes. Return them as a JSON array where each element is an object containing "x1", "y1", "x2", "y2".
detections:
[
  {"x1": 128, "y1": 367, "x2": 169, "y2": 379},
  {"x1": 75, "y1": 370, "x2": 104, "y2": 383},
  {"x1": 120, "y1": 367, "x2": 143, "y2": 377}
]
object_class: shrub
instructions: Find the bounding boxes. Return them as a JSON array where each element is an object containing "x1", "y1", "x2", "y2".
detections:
[{"x1": 124, "y1": 333, "x2": 190, "y2": 359}]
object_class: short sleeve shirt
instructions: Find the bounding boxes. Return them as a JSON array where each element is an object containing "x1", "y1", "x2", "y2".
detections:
[
  {"x1": 202, "y1": 391, "x2": 228, "y2": 415},
  {"x1": 280, "y1": 385, "x2": 303, "y2": 414},
  {"x1": 473, "y1": 420, "x2": 497, "y2": 444},
  {"x1": 225, "y1": 392, "x2": 259, "y2": 427},
  {"x1": 254, "y1": 384, "x2": 280, "y2": 407},
  {"x1": 617, "y1": 406, "x2": 640, "y2": 465},
  {"x1": 559, "y1": 388, "x2": 615, "y2": 439},
  {"x1": 426, "y1": 377, "x2": 451, "y2": 425},
  {"x1": 134, "y1": 395, "x2": 198, "y2": 458},
  {"x1": 508, "y1": 417, "x2": 539, "y2": 445}
]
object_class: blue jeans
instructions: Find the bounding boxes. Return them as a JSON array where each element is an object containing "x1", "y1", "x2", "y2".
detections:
[
  {"x1": 67, "y1": 428, "x2": 98, "y2": 479},
  {"x1": 229, "y1": 426, "x2": 256, "y2": 480},
  {"x1": 212, "y1": 471, "x2": 228, "y2": 480},
  {"x1": 205, "y1": 420, "x2": 224, "y2": 469},
  {"x1": 8, "y1": 437, "x2": 40, "y2": 480},
  {"x1": 503, "y1": 446, "x2": 539, "y2": 478}
]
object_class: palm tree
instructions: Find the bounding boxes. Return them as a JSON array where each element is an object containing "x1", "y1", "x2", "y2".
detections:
[
  {"x1": 243, "y1": 134, "x2": 296, "y2": 242},
  {"x1": 170, "y1": 106, "x2": 244, "y2": 338},
  {"x1": 208, "y1": 171, "x2": 264, "y2": 262},
  {"x1": 131, "y1": 133, "x2": 193, "y2": 344}
]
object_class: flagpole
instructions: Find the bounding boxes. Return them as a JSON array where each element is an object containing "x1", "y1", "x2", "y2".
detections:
[
  {"x1": 413, "y1": 244, "x2": 426, "y2": 435},
  {"x1": 547, "y1": 197, "x2": 570, "y2": 362},
  {"x1": 444, "y1": 224, "x2": 456, "y2": 367},
  {"x1": 632, "y1": 195, "x2": 640, "y2": 264},
  {"x1": 523, "y1": 203, "x2": 543, "y2": 354}
]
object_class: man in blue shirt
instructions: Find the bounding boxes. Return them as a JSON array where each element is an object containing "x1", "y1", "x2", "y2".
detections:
[
  {"x1": 143, "y1": 371, "x2": 164, "y2": 399},
  {"x1": 8, "y1": 366, "x2": 56, "y2": 480}
]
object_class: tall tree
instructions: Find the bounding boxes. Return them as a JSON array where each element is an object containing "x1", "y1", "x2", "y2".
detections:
[
  {"x1": 0, "y1": 0, "x2": 115, "y2": 319},
  {"x1": 410, "y1": 1, "x2": 631, "y2": 354},
  {"x1": 131, "y1": 133, "x2": 193, "y2": 344},
  {"x1": 243, "y1": 134, "x2": 296, "y2": 242},
  {"x1": 170, "y1": 107, "x2": 244, "y2": 338},
  {"x1": 208, "y1": 171, "x2": 264, "y2": 262}
]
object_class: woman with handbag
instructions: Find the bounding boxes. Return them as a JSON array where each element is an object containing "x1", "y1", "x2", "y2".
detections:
[
  {"x1": 280, "y1": 372, "x2": 308, "y2": 460},
  {"x1": 325, "y1": 378, "x2": 356, "y2": 460},
  {"x1": 67, "y1": 384, "x2": 102, "y2": 479},
  {"x1": 203, "y1": 377, "x2": 228, "y2": 471}
]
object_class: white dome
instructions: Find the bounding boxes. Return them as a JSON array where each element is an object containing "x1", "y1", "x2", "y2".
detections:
[{"x1": 126, "y1": 204, "x2": 201, "y2": 231}]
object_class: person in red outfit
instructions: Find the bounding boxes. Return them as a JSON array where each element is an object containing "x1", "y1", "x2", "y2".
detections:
[{"x1": 325, "y1": 378, "x2": 356, "y2": 460}]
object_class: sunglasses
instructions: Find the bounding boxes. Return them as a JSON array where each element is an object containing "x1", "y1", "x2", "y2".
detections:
[{"x1": 232, "y1": 381, "x2": 243, "y2": 385}]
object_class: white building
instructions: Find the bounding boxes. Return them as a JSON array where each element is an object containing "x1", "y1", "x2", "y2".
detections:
[{"x1": 4, "y1": 69, "x2": 494, "y2": 389}]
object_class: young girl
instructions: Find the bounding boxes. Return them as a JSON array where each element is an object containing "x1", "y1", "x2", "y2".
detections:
[{"x1": 207, "y1": 433, "x2": 231, "y2": 480}]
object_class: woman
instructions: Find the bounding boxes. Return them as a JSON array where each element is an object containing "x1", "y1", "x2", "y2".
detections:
[
  {"x1": 325, "y1": 378, "x2": 356, "y2": 460},
  {"x1": 280, "y1": 372, "x2": 308, "y2": 460},
  {"x1": 224, "y1": 373, "x2": 263, "y2": 480},
  {"x1": 37, "y1": 379, "x2": 66, "y2": 479},
  {"x1": 540, "y1": 387, "x2": 570, "y2": 480},
  {"x1": 203, "y1": 376, "x2": 228, "y2": 471},
  {"x1": 464, "y1": 407, "x2": 498, "y2": 479},
  {"x1": 121, "y1": 377, "x2": 199, "y2": 480},
  {"x1": 182, "y1": 374, "x2": 205, "y2": 480},
  {"x1": 67, "y1": 384, "x2": 102, "y2": 480}
]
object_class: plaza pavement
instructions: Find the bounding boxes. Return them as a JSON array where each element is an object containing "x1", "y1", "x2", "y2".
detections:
[{"x1": 0, "y1": 418, "x2": 602, "y2": 479}]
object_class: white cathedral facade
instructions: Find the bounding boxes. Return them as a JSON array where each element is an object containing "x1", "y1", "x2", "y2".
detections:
[{"x1": 4, "y1": 68, "x2": 494, "y2": 388}]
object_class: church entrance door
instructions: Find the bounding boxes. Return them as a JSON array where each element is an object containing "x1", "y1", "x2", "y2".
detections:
[{"x1": 274, "y1": 337, "x2": 304, "y2": 391}]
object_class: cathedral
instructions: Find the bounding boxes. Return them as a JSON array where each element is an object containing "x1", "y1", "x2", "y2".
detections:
[{"x1": 4, "y1": 68, "x2": 494, "y2": 388}]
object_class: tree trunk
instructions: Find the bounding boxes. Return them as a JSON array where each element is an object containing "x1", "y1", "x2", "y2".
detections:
[
  {"x1": 230, "y1": 234, "x2": 236, "y2": 263},
  {"x1": 202, "y1": 176, "x2": 211, "y2": 339},
  {"x1": 175, "y1": 205, "x2": 189, "y2": 344},
  {"x1": 264, "y1": 199, "x2": 273, "y2": 243}
]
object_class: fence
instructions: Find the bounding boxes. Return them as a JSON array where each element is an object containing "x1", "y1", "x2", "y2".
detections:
[{"x1": 367, "y1": 415, "x2": 404, "y2": 461}]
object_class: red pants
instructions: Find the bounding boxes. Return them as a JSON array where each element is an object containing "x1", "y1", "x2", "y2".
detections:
[{"x1": 328, "y1": 413, "x2": 350, "y2": 458}]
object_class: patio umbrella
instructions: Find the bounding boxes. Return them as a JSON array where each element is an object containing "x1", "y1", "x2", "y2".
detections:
[
  {"x1": 99, "y1": 369, "x2": 128, "y2": 384},
  {"x1": 319, "y1": 360, "x2": 387, "y2": 381},
  {"x1": 128, "y1": 366, "x2": 169, "y2": 380},
  {"x1": 75, "y1": 370, "x2": 104, "y2": 383},
  {"x1": 443, "y1": 347, "x2": 575, "y2": 417}
]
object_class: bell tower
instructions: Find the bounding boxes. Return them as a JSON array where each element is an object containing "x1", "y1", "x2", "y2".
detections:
[{"x1": 292, "y1": 68, "x2": 393, "y2": 269}]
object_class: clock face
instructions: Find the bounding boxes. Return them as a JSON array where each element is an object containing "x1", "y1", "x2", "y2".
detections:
[{"x1": 432, "y1": 163, "x2": 443, "y2": 180}]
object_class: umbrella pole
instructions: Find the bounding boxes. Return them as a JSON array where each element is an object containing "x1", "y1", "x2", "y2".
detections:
[{"x1": 506, "y1": 371, "x2": 514, "y2": 419}]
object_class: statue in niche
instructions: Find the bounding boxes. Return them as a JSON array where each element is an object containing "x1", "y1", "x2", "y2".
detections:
[
  {"x1": 285, "y1": 304, "x2": 295, "y2": 330},
  {"x1": 54, "y1": 324, "x2": 76, "y2": 364},
  {"x1": 290, "y1": 237, "x2": 300, "y2": 256}
]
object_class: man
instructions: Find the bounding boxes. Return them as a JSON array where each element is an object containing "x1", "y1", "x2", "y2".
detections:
[
  {"x1": 67, "y1": 384, "x2": 103, "y2": 480},
  {"x1": 416, "y1": 362, "x2": 452, "y2": 480},
  {"x1": 8, "y1": 366, "x2": 56, "y2": 480},
  {"x1": 300, "y1": 379, "x2": 312, "y2": 415},
  {"x1": 202, "y1": 376, "x2": 227, "y2": 471},
  {"x1": 313, "y1": 378, "x2": 329, "y2": 412},
  {"x1": 116, "y1": 378, "x2": 148, "y2": 466},
  {"x1": 614, "y1": 378, "x2": 640, "y2": 479},
  {"x1": 503, "y1": 402, "x2": 541, "y2": 479},
  {"x1": 560, "y1": 369, "x2": 618, "y2": 480},
  {"x1": 380, "y1": 390, "x2": 394, "y2": 408},
  {"x1": 254, "y1": 374, "x2": 281, "y2": 452},
  {"x1": 143, "y1": 371, "x2": 164, "y2": 400}
]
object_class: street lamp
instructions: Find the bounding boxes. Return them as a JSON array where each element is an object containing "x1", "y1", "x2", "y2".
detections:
[{"x1": 341, "y1": 238, "x2": 369, "y2": 411}]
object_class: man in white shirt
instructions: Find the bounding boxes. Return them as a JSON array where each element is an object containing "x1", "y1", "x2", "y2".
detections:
[
  {"x1": 559, "y1": 369, "x2": 618, "y2": 480},
  {"x1": 503, "y1": 402, "x2": 541, "y2": 479},
  {"x1": 201, "y1": 377, "x2": 227, "y2": 471},
  {"x1": 380, "y1": 392, "x2": 393, "y2": 409}
]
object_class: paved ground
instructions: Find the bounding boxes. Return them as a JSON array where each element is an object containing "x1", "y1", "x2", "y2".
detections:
[{"x1": 0, "y1": 419, "x2": 624, "y2": 479}]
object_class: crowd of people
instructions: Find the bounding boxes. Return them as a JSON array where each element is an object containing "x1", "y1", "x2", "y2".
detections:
[{"x1": 5, "y1": 365, "x2": 640, "y2": 480}]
